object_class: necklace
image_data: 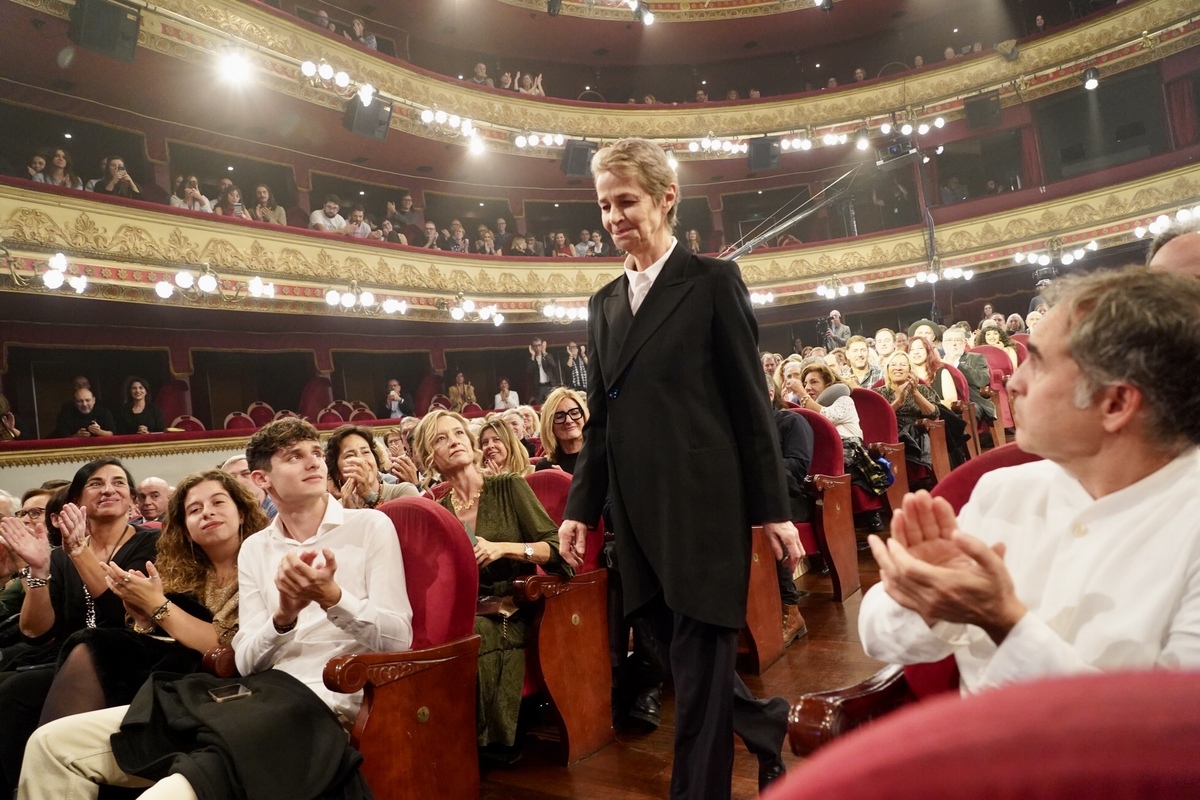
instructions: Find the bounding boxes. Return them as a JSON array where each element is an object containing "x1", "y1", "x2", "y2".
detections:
[
  {"x1": 97, "y1": 524, "x2": 134, "y2": 565},
  {"x1": 450, "y1": 487, "x2": 482, "y2": 515},
  {"x1": 84, "y1": 524, "x2": 134, "y2": 629}
]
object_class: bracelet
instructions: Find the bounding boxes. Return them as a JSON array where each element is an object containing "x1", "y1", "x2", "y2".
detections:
[
  {"x1": 19, "y1": 566, "x2": 50, "y2": 590},
  {"x1": 149, "y1": 600, "x2": 172, "y2": 622},
  {"x1": 363, "y1": 490, "x2": 380, "y2": 509},
  {"x1": 132, "y1": 620, "x2": 155, "y2": 635},
  {"x1": 273, "y1": 618, "x2": 297, "y2": 635}
]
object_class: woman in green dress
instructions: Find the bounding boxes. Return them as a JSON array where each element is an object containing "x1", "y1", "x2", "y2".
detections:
[{"x1": 411, "y1": 409, "x2": 573, "y2": 752}]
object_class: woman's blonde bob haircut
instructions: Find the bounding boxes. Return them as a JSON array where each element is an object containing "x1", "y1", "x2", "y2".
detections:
[
  {"x1": 410, "y1": 409, "x2": 480, "y2": 486},
  {"x1": 590, "y1": 137, "x2": 679, "y2": 230},
  {"x1": 538, "y1": 387, "x2": 589, "y2": 463}
]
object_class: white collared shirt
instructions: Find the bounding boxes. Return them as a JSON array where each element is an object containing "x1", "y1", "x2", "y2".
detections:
[
  {"x1": 859, "y1": 448, "x2": 1200, "y2": 692},
  {"x1": 624, "y1": 237, "x2": 677, "y2": 315},
  {"x1": 233, "y1": 495, "x2": 413, "y2": 720}
]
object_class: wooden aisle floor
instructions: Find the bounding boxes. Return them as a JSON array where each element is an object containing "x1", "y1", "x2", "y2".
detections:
[{"x1": 480, "y1": 552, "x2": 885, "y2": 799}]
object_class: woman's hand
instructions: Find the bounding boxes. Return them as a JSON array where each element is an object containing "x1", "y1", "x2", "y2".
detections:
[
  {"x1": 389, "y1": 453, "x2": 419, "y2": 485},
  {"x1": 341, "y1": 457, "x2": 380, "y2": 499},
  {"x1": 473, "y1": 536, "x2": 509, "y2": 568},
  {"x1": 102, "y1": 561, "x2": 166, "y2": 617},
  {"x1": 339, "y1": 478, "x2": 363, "y2": 508},
  {"x1": 137, "y1": 425, "x2": 149, "y2": 434},
  {"x1": 59, "y1": 503, "x2": 90, "y2": 557},
  {"x1": 0, "y1": 516, "x2": 50, "y2": 574}
]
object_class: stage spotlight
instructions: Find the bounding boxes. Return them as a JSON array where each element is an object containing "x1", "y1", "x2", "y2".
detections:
[
  {"x1": 1083, "y1": 67, "x2": 1099, "y2": 91},
  {"x1": 855, "y1": 129, "x2": 869, "y2": 150}
]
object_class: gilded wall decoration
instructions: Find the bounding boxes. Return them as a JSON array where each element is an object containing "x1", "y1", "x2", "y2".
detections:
[{"x1": 3, "y1": 163, "x2": 1199, "y2": 313}]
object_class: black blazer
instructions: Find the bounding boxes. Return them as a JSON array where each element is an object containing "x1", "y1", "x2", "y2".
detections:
[
  {"x1": 527, "y1": 352, "x2": 562, "y2": 387},
  {"x1": 564, "y1": 245, "x2": 790, "y2": 629}
]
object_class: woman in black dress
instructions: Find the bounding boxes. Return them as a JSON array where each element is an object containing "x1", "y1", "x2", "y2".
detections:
[{"x1": 113, "y1": 376, "x2": 164, "y2": 435}]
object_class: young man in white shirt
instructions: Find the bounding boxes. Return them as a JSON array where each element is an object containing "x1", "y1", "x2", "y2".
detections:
[
  {"x1": 20, "y1": 418, "x2": 412, "y2": 798},
  {"x1": 860, "y1": 266, "x2": 1200, "y2": 692},
  {"x1": 309, "y1": 194, "x2": 346, "y2": 232}
]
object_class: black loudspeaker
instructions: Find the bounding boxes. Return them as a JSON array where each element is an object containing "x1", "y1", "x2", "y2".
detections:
[
  {"x1": 964, "y1": 91, "x2": 1002, "y2": 130},
  {"x1": 69, "y1": 0, "x2": 140, "y2": 63},
  {"x1": 561, "y1": 140, "x2": 598, "y2": 177},
  {"x1": 748, "y1": 137, "x2": 781, "y2": 171},
  {"x1": 343, "y1": 97, "x2": 393, "y2": 141}
]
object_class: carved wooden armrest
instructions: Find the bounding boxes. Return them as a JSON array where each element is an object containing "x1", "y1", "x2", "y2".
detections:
[
  {"x1": 513, "y1": 573, "x2": 565, "y2": 604},
  {"x1": 787, "y1": 664, "x2": 913, "y2": 756},
  {"x1": 202, "y1": 645, "x2": 238, "y2": 678},
  {"x1": 801, "y1": 472, "x2": 848, "y2": 498},
  {"x1": 323, "y1": 636, "x2": 481, "y2": 694},
  {"x1": 979, "y1": 386, "x2": 995, "y2": 398},
  {"x1": 866, "y1": 440, "x2": 904, "y2": 460}
]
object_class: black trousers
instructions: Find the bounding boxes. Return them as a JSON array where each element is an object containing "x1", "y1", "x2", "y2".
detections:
[
  {"x1": 0, "y1": 665, "x2": 55, "y2": 795},
  {"x1": 643, "y1": 595, "x2": 788, "y2": 800}
]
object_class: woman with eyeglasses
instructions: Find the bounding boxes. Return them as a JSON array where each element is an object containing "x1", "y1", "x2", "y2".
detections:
[
  {"x1": 0, "y1": 490, "x2": 54, "y2": 624},
  {"x1": 535, "y1": 387, "x2": 587, "y2": 475}
]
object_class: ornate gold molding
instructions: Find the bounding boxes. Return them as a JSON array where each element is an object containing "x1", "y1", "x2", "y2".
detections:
[
  {"x1": 0, "y1": 433, "x2": 250, "y2": 469},
  {"x1": 493, "y1": 0, "x2": 824, "y2": 24},
  {"x1": 3, "y1": 163, "x2": 1198, "y2": 312}
]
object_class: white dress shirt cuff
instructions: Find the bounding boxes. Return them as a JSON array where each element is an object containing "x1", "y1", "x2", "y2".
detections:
[
  {"x1": 858, "y1": 583, "x2": 957, "y2": 664},
  {"x1": 976, "y1": 611, "x2": 1098, "y2": 689}
]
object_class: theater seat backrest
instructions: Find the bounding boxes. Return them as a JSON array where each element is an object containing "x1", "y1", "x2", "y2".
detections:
[
  {"x1": 526, "y1": 469, "x2": 603, "y2": 572},
  {"x1": 850, "y1": 388, "x2": 899, "y2": 444},
  {"x1": 930, "y1": 443, "x2": 1041, "y2": 513},
  {"x1": 792, "y1": 407, "x2": 845, "y2": 476},
  {"x1": 298, "y1": 375, "x2": 334, "y2": 421},
  {"x1": 377, "y1": 496, "x2": 477, "y2": 649}
]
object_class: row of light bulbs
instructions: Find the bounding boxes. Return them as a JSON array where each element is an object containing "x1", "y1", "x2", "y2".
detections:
[
  {"x1": 749, "y1": 292, "x2": 776, "y2": 305},
  {"x1": 541, "y1": 302, "x2": 588, "y2": 322},
  {"x1": 815, "y1": 280, "x2": 865, "y2": 298},
  {"x1": 1013, "y1": 240, "x2": 1098, "y2": 268},
  {"x1": 904, "y1": 267, "x2": 974, "y2": 288},
  {"x1": 41, "y1": 253, "x2": 88, "y2": 294},
  {"x1": 1134, "y1": 207, "x2": 1200, "y2": 239}
]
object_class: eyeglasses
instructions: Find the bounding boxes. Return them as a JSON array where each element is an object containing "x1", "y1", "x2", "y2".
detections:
[
  {"x1": 553, "y1": 407, "x2": 584, "y2": 424},
  {"x1": 16, "y1": 508, "x2": 45, "y2": 521}
]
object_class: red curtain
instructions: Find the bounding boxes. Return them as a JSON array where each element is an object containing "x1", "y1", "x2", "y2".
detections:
[
  {"x1": 1165, "y1": 78, "x2": 1199, "y2": 149},
  {"x1": 1020, "y1": 126, "x2": 1044, "y2": 189}
]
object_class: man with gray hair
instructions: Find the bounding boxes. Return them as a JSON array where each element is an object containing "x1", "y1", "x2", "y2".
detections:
[
  {"x1": 1146, "y1": 218, "x2": 1200, "y2": 278},
  {"x1": 133, "y1": 477, "x2": 171, "y2": 523},
  {"x1": 221, "y1": 454, "x2": 277, "y2": 520},
  {"x1": 860, "y1": 266, "x2": 1200, "y2": 692}
]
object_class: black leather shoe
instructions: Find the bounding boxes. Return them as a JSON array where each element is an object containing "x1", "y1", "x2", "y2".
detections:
[
  {"x1": 758, "y1": 756, "x2": 786, "y2": 792},
  {"x1": 626, "y1": 686, "x2": 661, "y2": 730}
]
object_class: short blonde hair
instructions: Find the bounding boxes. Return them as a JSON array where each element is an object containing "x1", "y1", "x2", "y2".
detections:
[
  {"x1": 591, "y1": 138, "x2": 679, "y2": 230},
  {"x1": 477, "y1": 418, "x2": 532, "y2": 477},
  {"x1": 410, "y1": 409, "x2": 479, "y2": 483},
  {"x1": 538, "y1": 387, "x2": 589, "y2": 462}
]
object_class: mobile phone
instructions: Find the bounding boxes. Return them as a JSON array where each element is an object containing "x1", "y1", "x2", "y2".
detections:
[
  {"x1": 117, "y1": 165, "x2": 126, "y2": 173},
  {"x1": 233, "y1": 202, "x2": 244, "y2": 214},
  {"x1": 208, "y1": 683, "x2": 252, "y2": 703}
]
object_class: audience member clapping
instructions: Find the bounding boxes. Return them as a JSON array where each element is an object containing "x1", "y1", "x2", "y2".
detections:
[
  {"x1": 32, "y1": 148, "x2": 82, "y2": 190},
  {"x1": 470, "y1": 62, "x2": 494, "y2": 88},
  {"x1": 251, "y1": 183, "x2": 287, "y2": 225},
  {"x1": 477, "y1": 417, "x2": 533, "y2": 478},
  {"x1": 341, "y1": 204, "x2": 378, "y2": 239},
  {"x1": 326, "y1": 424, "x2": 418, "y2": 509},
  {"x1": 518, "y1": 72, "x2": 545, "y2": 96},
  {"x1": 494, "y1": 377, "x2": 520, "y2": 410},
  {"x1": 875, "y1": 350, "x2": 941, "y2": 488},
  {"x1": 0, "y1": 458, "x2": 159, "y2": 795}
]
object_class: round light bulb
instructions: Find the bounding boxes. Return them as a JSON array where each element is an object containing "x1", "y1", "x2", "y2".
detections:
[
  {"x1": 340, "y1": 292, "x2": 355, "y2": 308},
  {"x1": 175, "y1": 270, "x2": 194, "y2": 289},
  {"x1": 450, "y1": 306, "x2": 465, "y2": 320},
  {"x1": 197, "y1": 273, "x2": 218, "y2": 293},
  {"x1": 434, "y1": 110, "x2": 447, "y2": 124},
  {"x1": 301, "y1": 61, "x2": 317, "y2": 77},
  {"x1": 359, "y1": 291, "x2": 375, "y2": 307},
  {"x1": 155, "y1": 281, "x2": 174, "y2": 298},
  {"x1": 326, "y1": 289, "x2": 340, "y2": 306},
  {"x1": 515, "y1": 135, "x2": 527, "y2": 148},
  {"x1": 317, "y1": 62, "x2": 334, "y2": 80},
  {"x1": 462, "y1": 299, "x2": 475, "y2": 313},
  {"x1": 420, "y1": 109, "x2": 434, "y2": 124},
  {"x1": 334, "y1": 71, "x2": 350, "y2": 88}
]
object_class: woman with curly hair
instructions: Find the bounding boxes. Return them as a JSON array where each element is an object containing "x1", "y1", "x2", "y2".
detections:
[
  {"x1": 33, "y1": 468, "x2": 267, "y2": 726},
  {"x1": 981, "y1": 321, "x2": 1020, "y2": 370},
  {"x1": 477, "y1": 417, "x2": 533, "y2": 479}
]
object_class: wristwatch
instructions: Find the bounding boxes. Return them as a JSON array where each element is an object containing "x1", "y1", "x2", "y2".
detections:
[
  {"x1": 363, "y1": 490, "x2": 380, "y2": 509},
  {"x1": 523, "y1": 543, "x2": 534, "y2": 561}
]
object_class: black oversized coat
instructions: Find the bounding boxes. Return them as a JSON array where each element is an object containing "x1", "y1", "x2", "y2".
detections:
[{"x1": 564, "y1": 245, "x2": 791, "y2": 630}]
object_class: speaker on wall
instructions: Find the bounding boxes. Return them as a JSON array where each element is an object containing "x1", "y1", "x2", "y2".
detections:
[
  {"x1": 561, "y1": 140, "x2": 598, "y2": 177},
  {"x1": 69, "y1": 0, "x2": 141, "y2": 63},
  {"x1": 343, "y1": 97, "x2": 393, "y2": 141},
  {"x1": 748, "y1": 137, "x2": 781, "y2": 172},
  {"x1": 964, "y1": 91, "x2": 1003, "y2": 130}
]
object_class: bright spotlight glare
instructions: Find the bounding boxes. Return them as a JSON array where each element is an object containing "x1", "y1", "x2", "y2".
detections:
[
  {"x1": 880, "y1": 122, "x2": 892, "y2": 134},
  {"x1": 462, "y1": 299, "x2": 476, "y2": 313},
  {"x1": 334, "y1": 71, "x2": 350, "y2": 88},
  {"x1": 48, "y1": 253, "x2": 68, "y2": 271},
  {"x1": 326, "y1": 289, "x2": 340, "y2": 306},
  {"x1": 1061, "y1": 253, "x2": 1075, "y2": 265},
  {"x1": 667, "y1": 155, "x2": 678, "y2": 169},
  {"x1": 799, "y1": 138, "x2": 812, "y2": 150},
  {"x1": 838, "y1": 285, "x2": 849, "y2": 296},
  {"x1": 434, "y1": 110, "x2": 447, "y2": 124},
  {"x1": 529, "y1": 134, "x2": 541, "y2": 147},
  {"x1": 917, "y1": 123, "x2": 930, "y2": 135},
  {"x1": 340, "y1": 292, "x2": 355, "y2": 308},
  {"x1": 905, "y1": 277, "x2": 917, "y2": 288},
  {"x1": 155, "y1": 281, "x2": 174, "y2": 299},
  {"x1": 220, "y1": 52, "x2": 250, "y2": 83},
  {"x1": 1038, "y1": 254, "x2": 1051, "y2": 267},
  {"x1": 469, "y1": 137, "x2": 485, "y2": 155},
  {"x1": 420, "y1": 109, "x2": 434, "y2": 124},
  {"x1": 934, "y1": 117, "x2": 945, "y2": 128},
  {"x1": 688, "y1": 141, "x2": 699, "y2": 152},
  {"x1": 1014, "y1": 252, "x2": 1026, "y2": 263},
  {"x1": 853, "y1": 282, "x2": 865, "y2": 293},
  {"x1": 450, "y1": 306, "x2": 465, "y2": 320},
  {"x1": 900, "y1": 123, "x2": 913, "y2": 136},
  {"x1": 317, "y1": 62, "x2": 334, "y2": 81},
  {"x1": 554, "y1": 133, "x2": 564, "y2": 146},
  {"x1": 515, "y1": 135, "x2": 528, "y2": 148},
  {"x1": 643, "y1": 11, "x2": 654, "y2": 24},
  {"x1": 357, "y1": 84, "x2": 375, "y2": 106},
  {"x1": 301, "y1": 61, "x2": 317, "y2": 78},
  {"x1": 493, "y1": 314, "x2": 504, "y2": 326},
  {"x1": 197, "y1": 273, "x2": 218, "y2": 293}
]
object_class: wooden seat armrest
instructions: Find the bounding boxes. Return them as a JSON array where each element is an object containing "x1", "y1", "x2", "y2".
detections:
[
  {"x1": 513, "y1": 573, "x2": 565, "y2": 604},
  {"x1": 787, "y1": 664, "x2": 913, "y2": 756},
  {"x1": 323, "y1": 636, "x2": 481, "y2": 694},
  {"x1": 979, "y1": 386, "x2": 995, "y2": 398},
  {"x1": 802, "y1": 472, "x2": 848, "y2": 498},
  {"x1": 202, "y1": 645, "x2": 238, "y2": 678}
]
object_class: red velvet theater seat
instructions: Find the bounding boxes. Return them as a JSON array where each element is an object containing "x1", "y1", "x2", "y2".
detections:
[{"x1": 768, "y1": 671, "x2": 1200, "y2": 800}]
